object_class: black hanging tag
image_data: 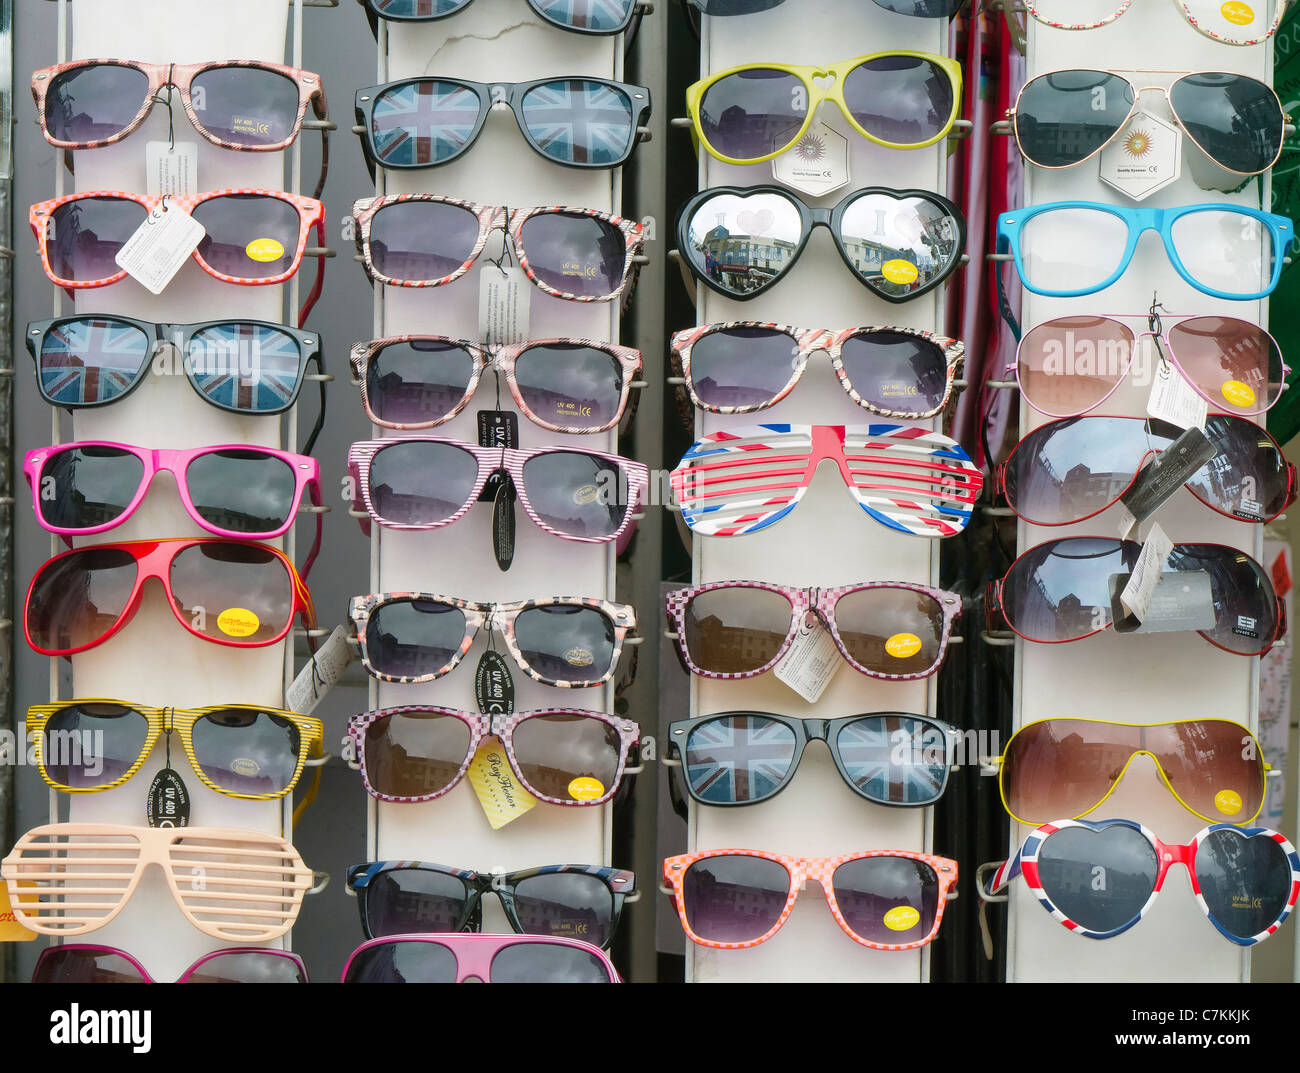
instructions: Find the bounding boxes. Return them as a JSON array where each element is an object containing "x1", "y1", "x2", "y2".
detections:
[
  {"x1": 146, "y1": 768, "x2": 190, "y2": 828},
  {"x1": 493, "y1": 479, "x2": 516, "y2": 571},
  {"x1": 474, "y1": 650, "x2": 515, "y2": 716},
  {"x1": 478, "y1": 410, "x2": 519, "y2": 449}
]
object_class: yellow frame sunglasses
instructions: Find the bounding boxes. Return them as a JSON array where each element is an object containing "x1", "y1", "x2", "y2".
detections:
[
  {"x1": 26, "y1": 699, "x2": 326, "y2": 805},
  {"x1": 684, "y1": 50, "x2": 964, "y2": 165}
]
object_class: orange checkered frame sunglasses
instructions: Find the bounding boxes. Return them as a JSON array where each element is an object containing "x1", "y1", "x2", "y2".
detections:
[{"x1": 662, "y1": 848, "x2": 957, "y2": 951}]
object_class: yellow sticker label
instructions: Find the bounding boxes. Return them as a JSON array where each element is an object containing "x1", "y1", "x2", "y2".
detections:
[
  {"x1": 217, "y1": 608, "x2": 261, "y2": 638},
  {"x1": 246, "y1": 237, "x2": 285, "y2": 263},
  {"x1": 1215, "y1": 789, "x2": 1244, "y2": 816},
  {"x1": 564, "y1": 647, "x2": 594, "y2": 668},
  {"x1": 230, "y1": 758, "x2": 262, "y2": 778},
  {"x1": 573, "y1": 483, "x2": 599, "y2": 505},
  {"x1": 568, "y1": 776, "x2": 605, "y2": 801},
  {"x1": 1221, "y1": 380, "x2": 1256, "y2": 408},
  {"x1": 885, "y1": 632, "x2": 923, "y2": 659},
  {"x1": 883, "y1": 905, "x2": 920, "y2": 932},
  {"x1": 0, "y1": 883, "x2": 38, "y2": 942},
  {"x1": 881, "y1": 259, "x2": 919, "y2": 286},
  {"x1": 466, "y1": 743, "x2": 538, "y2": 829},
  {"x1": 1221, "y1": 1, "x2": 1255, "y2": 24}
]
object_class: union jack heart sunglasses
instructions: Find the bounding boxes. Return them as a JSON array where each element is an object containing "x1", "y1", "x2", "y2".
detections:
[
  {"x1": 342, "y1": 933, "x2": 621, "y2": 983},
  {"x1": 357, "y1": 0, "x2": 650, "y2": 37},
  {"x1": 670, "y1": 423, "x2": 982, "y2": 538},
  {"x1": 979, "y1": 818, "x2": 1300, "y2": 945},
  {"x1": 33, "y1": 944, "x2": 310, "y2": 983}
]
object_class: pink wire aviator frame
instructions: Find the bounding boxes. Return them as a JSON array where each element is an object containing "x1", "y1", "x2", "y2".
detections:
[{"x1": 341, "y1": 933, "x2": 621, "y2": 982}]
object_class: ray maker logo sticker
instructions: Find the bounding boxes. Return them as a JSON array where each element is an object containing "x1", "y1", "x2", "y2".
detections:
[
  {"x1": 1124, "y1": 128, "x2": 1153, "y2": 158},
  {"x1": 794, "y1": 132, "x2": 826, "y2": 163}
]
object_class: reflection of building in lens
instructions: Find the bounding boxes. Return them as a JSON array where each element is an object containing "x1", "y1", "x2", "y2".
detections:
[
  {"x1": 692, "y1": 214, "x2": 796, "y2": 295},
  {"x1": 842, "y1": 200, "x2": 955, "y2": 288}
]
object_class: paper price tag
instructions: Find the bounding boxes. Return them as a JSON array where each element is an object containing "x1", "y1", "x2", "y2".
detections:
[
  {"x1": 285, "y1": 625, "x2": 357, "y2": 715},
  {"x1": 773, "y1": 613, "x2": 841, "y2": 702},
  {"x1": 146, "y1": 141, "x2": 199, "y2": 197},
  {"x1": 1147, "y1": 361, "x2": 1208, "y2": 431},
  {"x1": 114, "y1": 201, "x2": 205, "y2": 294},
  {"x1": 771, "y1": 120, "x2": 849, "y2": 198},
  {"x1": 1119, "y1": 522, "x2": 1174, "y2": 623},
  {"x1": 0, "y1": 883, "x2": 38, "y2": 942},
  {"x1": 478, "y1": 265, "x2": 529, "y2": 345},
  {"x1": 466, "y1": 743, "x2": 537, "y2": 828},
  {"x1": 1099, "y1": 109, "x2": 1182, "y2": 202}
]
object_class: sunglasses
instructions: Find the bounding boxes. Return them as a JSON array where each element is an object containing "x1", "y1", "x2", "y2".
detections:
[
  {"x1": 354, "y1": 77, "x2": 650, "y2": 174},
  {"x1": 1013, "y1": 313, "x2": 1292, "y2": 418},
  {"x1": 995, "y1": 717, "x2": 1268, "y2": 827},
  {"x1": 671, "y1": 423, "x2": 983, "y2": 538},
  {"x1": 670, "y1": 323, "x2": 964, "y2": 420},
  {"x1": 345, "y1": 705, "x2": 641, "y2": 806},
  {"x1": 996, "y1": 201, "x2": 1294, "y2": 301},
  {"x1": 678, "y1": 186, "x2": 965, "y2": 303},
  {"x1": 663, "y1": 849, "x2": 958, "y2": 950},
  {"x1": 349, "y1": 593, "x2": 636, "y2": 687},
  {"x1": 685, "y1": 52, "x2": 963, "y2": 164},
  {"x1": 342, "y1": 933, "x2": 621, "y2": 982},
  {"x1": 26, "y1": 699, "x2": 324, "y2": 801},
  {"x1": 346, "y1": 861, "x2": 638, "y2": 947},
  {"x1": 351, "y1": 194, "x2": 645, "y2": 302},
  {"x1": 998, "y1": 415, "x2": 1296, "y2": 527},
  {"x1": 25, "y1": 538, "x2": 317, "y2": 657},
  {"x1": 666, "y1": 712, "x2": 957, "y2": 808},
  {"x1": 347, "y1": 438, "x2": 648, "y2": 543},
  {"x1": 986, "y1": 537, "x2": 1284, "y2": 656},
  {"x1": 357, "y1": 0, "x2": 649, "y2": 36},
  {"x1": 666, "y1": 581, "x2": 962, "y2": 682},
  {"x1": 1012, "y1": 69, "x2": 1284, "y2": 177},
  {"x1": 686, "y1": 0, "x2": 967, "y2": 16},
  {"x1": 982, "y1": 819, "x2": 1300, "y2": 945},
  {"x1": 351, "y1": 335, "x2": 643, "y2": 434},
  {"x1": 1022, "y1": 0, "x2": 1291, "y2": 46},
  {"x1": 32, "y1": 944, "x2": 310, "y2": 984},
  {"x1": 24, "y1": 441, "x2": 322, "y2": 541},
  {"x1": 2, "y1": 822, "x2": 316, "y2": 942}
]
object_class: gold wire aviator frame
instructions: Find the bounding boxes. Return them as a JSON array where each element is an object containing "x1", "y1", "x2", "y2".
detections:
[{"x1": 1007, "y1": 68, "x2": 1289, "y2": 177}]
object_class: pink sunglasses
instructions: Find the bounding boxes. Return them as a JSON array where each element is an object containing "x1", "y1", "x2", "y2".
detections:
[
  {"x1": 341, "y1": 933, "x2": 621, "y2": 982},
  {"x1": 32, "y1": 943, "x2": 309, "y2": 983}
]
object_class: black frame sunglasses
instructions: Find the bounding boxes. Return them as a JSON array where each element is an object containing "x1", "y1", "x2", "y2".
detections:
[{"x1": 357, "y1": 0, "x2": 651, "y2": 36}]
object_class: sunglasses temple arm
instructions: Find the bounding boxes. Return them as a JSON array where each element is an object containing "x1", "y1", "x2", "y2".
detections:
[
  {"x1": 974, "y1": 857, "x2": 1017, "y2": 960},
  {"x1": 300, "y1": 485, "x2": 325, "y2": 581},
  {"x1": 301, "y1": 351, "x2": 329, "y2": 456},
  {"x1": 308, "y1": 92, "x2": 333, "y2": 202},
  {"x1": 298, "y1": 218, "x2": 330, "y2": 328},
  {"x1": 292, "y1": 761, "x2": 323, "y2": 829}
]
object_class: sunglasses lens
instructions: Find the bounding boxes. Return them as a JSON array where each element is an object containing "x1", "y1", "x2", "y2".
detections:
[
  {"x1": 192, "y1": 194, "x2": 298, "y2": 280},
  {"x1": 189, "y1": 65, "x2": 302, "y2": 147},
  {"x1": 837, "y1": 716, "x2": 948, "y2": 804},
  {"x1": 184, "y1": 951, "x2": 306, "y2": 983},
  {"x1": 35, "y1": 317, "x2": 151, "y2": 407},
  {"x1": 681, "y1": 190, "x2": 802, "y2": 298},
  {"x1": 1038, "y1": 825, "x2": 1159, "y2": 933},
  {"x1": 513, "y1": 873, "x2": 617, "y2": 946},
  {"x1": 33, "y1": 947, "x2": 146, "y2": 983},
  {"x1": 1015, "y1": 71, "x2": 1133, "y2": 168},
  {"x1": 185, "y1": 449, "x2": 296, "y2": 535},
  {"x1": 832, "y1": 857, "x2": 938, "y2": 942},
  {"x1": 1166, "y1": 317, "x2": 1284, "y2": 414},
  {"x1": 1169, "y1": 544, "x2": 1278, "y2": 655},
  {"x1": 1003, "y1": 538, "x2": 1132, "y2": 642},
  {"x1": 368, "y1": 0, "x2": 472, "y2": 16},
  {"x1": 1197, "y1": 828, "x2": 1292, "y2": 939},
  {"x1": 832, "y1": 587, "x2": 943, "y2": 676},
  {"x1": 1170, "y1": 74, "x2": 1281, "y2": 175},
  {"x1": 682, "y1": 586, "x2": 793, "y2": 674},
  {"x1": 1191, "y1": 416, "x2": 1290, "y2": 521},
  {"x1": 520, "y1": 451, "x2": 626, "y2": 538},
  {"x1": 365, "y1": 339, "x2": 475, "y2": 425},
  {"x1": 843, "y1": 56, "x2": 954, "y2": 145},
  {"x1": 43, "y1": 702, "x2": 149, "y2": 788},
  {"x1": 838, "y1": 193, "x2": 962, "y2": 299},
  {"x1": 192, "y1": 708, "x2": 302, "y2": 795},
  {"x1": 490, "y1": 941, "x2": 612, "y2": 982},
  {"x1": 683, "y1": 714, "x2": 797, "y2": 804},
  {"x1": 368, "y1": 441, "x2": 478, "y2": 526},
  {"x1": 510, "y1": 713, "x2": 621, "y2": 802},
  {"x1": 682, "y1": 855, "x2": 790, "y2": 943},
  {"x1": 170, "y1": 543, "x2": 293, "y2": 645},
  {"x1": 187, "y1": 323, "x2": 308, "y2": 414},
  {"x1": 517, "y1": 211, "x2": 626, "y2": 298},
  {"x1": 1181, "y1": 0, "x2": 1280, "y2": 43},
  {"x1": 1158, "y1": 720, "x2": 1265, "y2": 822},
  {"x1": 38, "y1": 445, "x2": 144, "y2": 530},
  {"x1": 699, "y1": 69, "x2": 805, "y2": 160},
  {"x1": 1170, "y1": 210, "x2": 1276, "y2": 299},
  {"x1": 686, "y1": 326, "x2": 798, "y2": 410},
  {"x1": 369, "y1": 199, "x2": 481, "y2": 283},
  {"x1": 28, "y1": 546, "x2": 138, "y2": 652},
  {"x1": 1003, "y1": 719, "x2": 1135, "y2": 823},
  {"x1": 532, "y1": 0, "x2": 637, "y2": 30},
  {"x1": 363, "y1": 711, "x2": 472, "y2": 798},
  {"x1": 1020, "y1": 207, "x2": 1129, "y2": 293},
  {"x1": 370, "y1": 80, "x2": 480, "y2": 166},
  {"x1": 515, "y1": 344, "x2": 626, "y2": 430},
  {"x1": 364, "y1": 866, "x2": 471, "y2": 936},
  {"x1": 520, "y1": 80, "x2": 635, "y2": 166},
  {"x1": 344, "y1": 940, "x2": 458, "y2": 983},
  {"x1": 688, "y1": 0, "x2": 784, "y2": 12},
  {"x1": 367, "y1": 598, "x2": 467, "y2": 679},
  {"x1": 839, "y1": 330, "x2": 950, "y2": 415},
  {"x1": 44, "y1": 63, "x2": 149, "y2": 143},
  {"x1": 48, "y1": 197, "x2": 146, "y2": 283},
  {"x1": 874, "y1": 0, "x2": 964, "y2": 12},
  {"x1": 514, "y1": 605, "x2": 616, "y2": 682},
  {"x1": 1017, "y1": 316, "x2": 1134, "y2": 417}
]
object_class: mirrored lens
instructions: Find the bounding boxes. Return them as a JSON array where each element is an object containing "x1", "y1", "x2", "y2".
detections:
[
  {"x1": 683, "y1": 714, "x2": 798, "y2": 804},
  {"x1": 183, "y1": 951, "x2": 307, "y2": 983},
  {"x1": 686, "y1": 326, "x2": 799, "y2": 409},
  {"x1": 698, "y1": 68, "x2": 806, "y2": 160},
  {"x1": 362, "y1": 711, "x2": 472, "y2": 798},
  {"x1": 187, "y1": 323, "x2": 308, "y2": 414},
  {"x1": 1016, "y1": 316, "x2": 1136, "y2": 417},
  {"x1": 33, "y1": 947, "x2": 146, "y2": 984},
  {"x1": 369, "y1": 199, "x2": 481, "y2": 282},
  {"x1": 366, "y1": 598, "x2": 468, "y2": 679},
  {"x1": 682, "y1": 191, "x2": 803, "y2": 298},
  {"x1": 681, "y1": 855, "x2": 790, "y2": 943},
  {"x1": 364, "y1": 866, "x2": 471, "y2": 936},
  {"x1": 45, "y1": 63, "x2": 150, "y2": 143},
  {"x1": 190, "y1": 66, "x2": 301, "y2": 148},
  {"x1": 28, "y1": 546, "x2": 138, "y2": 652},
  {"x1": 367, "y1": 441, "x2": 478, "y2": 525},
  {"x1": 512, "y1": 873, "x2": 616, "y2": 946},
  {"x1": 514, "y1": 344, "x2": 625, "y2": 430},
  {"x1": 1170, "y1": 209, "x2": 1275, "y2": 299},
  {"x1": 836, "y1": 716, "x2": 948, "y2": 804},
  {"x1": 344, "y1": 940, "x2": 458, "y2": 983},
  {"x1": 365, "y1": 339, "x2": 476, "y2": 426},
  {"x1": 169, "y1": 542, "x2": 293, "y2": 645},
  {"x1": 1002, "y1": 537, "x2": 1135, "y2": 642},
  {"x1": 519, "y1": 451, "x2": 626, "y2": 538},
  {"x1": 1170, "y1": 73, "x2": 1282, "y2": 175},
  {"x1": 839, "y1": 330, "x2": 950, "y2": 415},
  {"x1": 192, "y1": 194, "x2": 299, "y2": 280},
  {"x1": 842, "y1": 55, "x2": 954, "y2": 145},
  {"x1": 36, "y1": 317, "x2": 151, "y2": 407},
  {"x1": 521, "y1": 80, "x2": 635, "y2": 165},
  {"x1": 48, "y1": 197, "x2": 146, "y2": 283},
  {"x1": 510, "y1": 713, "x2": 621, "y2": 801},
  {"x1": 191, "y1": 707, "x2": 302, "y2": 795},
  {"x1": 185, "y1": 449, "x2": 296, "y2": 534},
  {"x1": 1037, "y1": 825, "x2": 1159, "y2": 933},
  {"x1": 43, "y1": 702, "x2": 149, "y2": 788},
  {"x1": 682, "y1": 585, "x2": 794, "y2": 674},
  {"x1": 838, "y1": 193, "x2": 961, "y2": 299},
  {"x1": 513, "y1": 604, "x2": 616, "y2": 683},
  {"x1": 832, "y1": 586, "x2": 943, "y2": 676},
  {"x1": 490, "y1": 941, "x2": 612, "y2": 982},
  {"x1": 1019, "y1": 207, "x2": 1128, "y2": 292},
  {"x1": 1197, "y1": 828, "x2": 1292, "y2": 939},
  {"x1": 369, "y1": 80, "x2": 482, "y2": 166},
  {"x1": 832, "y1": 856, "x2": 938, "y2": 942},
  {"x1": 517, "y1": 211, "x2": 626, "y2": 298},
  {"x1": 1015, "y1": 71, "x2": 1134, "y2": 168},
  {"x1": 1165, "y1": 317, "x2": 1284, "y2": 415},
  {"x1": 531, "y1": 0, "x2": 637, "y2": 30},
  {"x1": 37, "y1": 445, "x2": 144, "y2": 530}
]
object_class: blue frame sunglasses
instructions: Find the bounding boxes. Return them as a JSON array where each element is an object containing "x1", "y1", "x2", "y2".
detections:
[{"x1": 996, "y1": 201, "x2": 1294, "y2": 301}]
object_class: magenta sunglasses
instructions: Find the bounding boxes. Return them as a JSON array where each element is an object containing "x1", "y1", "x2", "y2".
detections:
[
  {"x1": 342, "y1": 933, "x2": 621, "y2": 983},
  {"x1": 24, "y1": 441, "x2": 322, "y2": 541},
  {"x1": 32, "y1": 944, "x2": 309, "y2": 983}
]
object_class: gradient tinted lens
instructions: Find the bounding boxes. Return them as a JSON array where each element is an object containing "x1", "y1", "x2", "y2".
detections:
[
  {"x1": 1168, "y1": 544, "x2": 1277, "y2": 655},
  {"x1": 1197, "y1": 828, "x2": 1292, "y2": 939},
  {"x1": 185, "y1": 449, "x2": 296, "y2": 534},
  {"x1": 344, "y1": 940, "x2": 458, "y2": 983},
  {"x1": 48, "y1": 197, "x2": 146, "y2": 283},
  {"x1": 531, "y1": 0, "x2": 637, "y2": 30},
  {"x1": 363, "y1": 867, "x2": 471, "y2": 936},
  {"x1": 1166, "y1": 317, "x2": 1284, "y2": 414},
  {"x1": 370, "y1": 81, "x2": 482, "y2": 166},
  {"x1": 683, "y1": 714, "x2": 797, "y2": 804},
  {"x1": 838, "y1": 193, "x2": 961, "y2": 298},
  {"x1": 367, "y1": 441, "x2": 478, "y2": 525},
  {"x1": 832, "y1": 857, "x2": 938, "y2": 942},
  {"x1": 190, "y1": 66, "x2": 300, "y2": 147},
  {"x1": 183, "y1": 951, "x2": 307, "y2": 983},
  {"x1": 521, "y1": 80, "x2": 635, "y2": 165},
  {"x1": 681, "y1": 855, "x2": 790, "y2": 943},
  {"x1": 1170, "y1": 209, "x2": 1276, "y2": 299},
  {"x1": 1002, "y1": 538, "x2": 1135, "y2": 642},
  {"x1": 839, "y1": 330, "x2": 949, "y2": 414},
  {"x1": 187, "y1": 323, "x2": 307, "y2": 413},
  {"x1": 169, "y1": 543, "x2": 294, "y2": 644},
  {"x1": 510, "y1": 713, "x2": 621, "y2": 801},
  {"x1": 1170, "y1": 73, "x2": 1282, "y2": 175},
  {"x1": 520, "y1": 451, "x2": 626, "y2": 537},
  {"x1": 513, "y1": 873, "x2": 616, "y2": 945},
  {"x1": 43, "y1": 702, "x2": 149, "y2": 788},
  {"x1": 366, "y1": 598, "x2": 468, "y2": 678},
  {"x1": 45, "y1": 64, "x2": 149, "y2": 143},
  {"x1": 369, "y1": 199, "x2": 481, "y2": 282},
  {"x1": 682, "y1": 586, "x2": 794, "y2": 674},
  {"x1": 27, "y1": 546, "x2": 138, "y2": 652},
  {"x1": 1015, "y1": 71, "x2": 1134, "y2": 168},
  {"x1": 515, "y1": 344, "x2": 625, "y2": 430},
  {"x1": 1187, "y1": 417, "x2": 1290, "y2": 521},
  {"x1": 686, "y1": 327, "x2": 799, "y2": 409},
  {"x1": 514, "y1": 604, "x2": 616, "y2": 682},
  {"x1": 365, "y1": 339, "x2": 475, "y2": 425},
  {"x1": 842, "y1": 55, "x2": 954, "y2": 145},
  {"x1": 362, "y1": 711, "x2": 472, "y2": 798},
  {"x1": 192, "y1": 194, "x2": 299, "y2": 280},
  {"x1": 1151, "y1": 721, "x2": 1264, "y2": 822},
  {"x1": 1017, "y1": 316, "x2": 1136, "y2": 416},
  {"x1": 36, "y1": 317, "x2": 151, "y2": 406},
  {"x1": 1037, "y1": 825, "x2": 1158, "y2": 933},
  {"x1": 491, "y1": 942, "x2": 611, "y2": 982},
  {"x1": 517, "y1": 211, "x2": 626, "y2": 298},
  {"x1": 1020, "y1": 207, "x2": 1129, "y2": 292},
  {"x1": 832, "y1": 586, "x2": 944, "y2": 676},
  {"x1": 38, "y1": 445, "x2": 145, "y2": 530},
  {"x1": 33, "y1": 947, "x2": 146, "y2": 984},
  {"x1": 191, "y1": 707, "x2": 302, "y2": 795},
  {"x1": 1003, "y1": 720, "x2": 1140, "y2": 823},
  {"x1": 699, "y1": 68, "x2": 806, "y2": 160},
  {"x1": 682, "y1": 191, "x2": 803, "y2": 297},
  {"x1": 836, "y1": 716, "x2": 948, "y2": 804}
]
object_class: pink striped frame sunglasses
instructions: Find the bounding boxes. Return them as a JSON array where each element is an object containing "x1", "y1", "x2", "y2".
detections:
[
  {"x1": 342, "y1": 933, "x2": 621, "y2": 982},
  {"x1": 24, "y1": 442, "x2": 322, "y2": 541}
]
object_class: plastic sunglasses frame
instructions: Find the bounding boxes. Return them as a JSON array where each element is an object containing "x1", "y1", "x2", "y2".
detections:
[
  {"x1": 994, "y1": 717, "x2": 1268, "y2": 827},
  {"x1": 24, "y1": 537, "x2": 318, "y2": 657},
  {"x1": 684, "y1": 51, "x2": 964, "y2": 164},
  {"x1": 350, "y1": 193, "x2": 645, "y2": 302},
  {"x1": 662, "y1": 848, "x2": 958, "y2": 951},
  {"x1": 677, "y1": 185, "x2": 967, "y2": 303},
  {"x1": 346, "y1": 860, "x2": 637, "y2": 945},
  {"x1": 25, "y1": 699, "x2": 325, "y2": 801},
  {"x1": 995, "y1": 414, "x2": 1298, "y2": 526},
  {"x1": 31, "y1": 943, "x2": 310, "y2": 983},
  {"x1": 995, "y1": 201, "x2": 1295, "y2": 300},
  {"x1": 664, "y1": 711, "x2": 959, "y2": 808},
  {"x1": 1021, "y1": 0, "x2": 1293, "y2": 46},
  {"x1": 357, "y1": 0, "x2": 650, "y2": 37},
  {"x1": 983, "y1": 818, "x2": 1300, "y2": 944},
  {"x1": 341, "y1": 932, "x2": 622, "y2": 982},
  {"x1": 669, "y1": 322, "x2": 965, "y2": 420},
  {"x1": 664, "y1": 579, "x2": 963, "y2": 682},
  {"x1": 350, "y1": 334, "x2": 644, "y2": 434},
  {"x1": 344, "y1": 705, "x2": 642, "y2": 805},
  {"x1": 684, "y1": 0, "x2": 970, "y2": 18}
]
